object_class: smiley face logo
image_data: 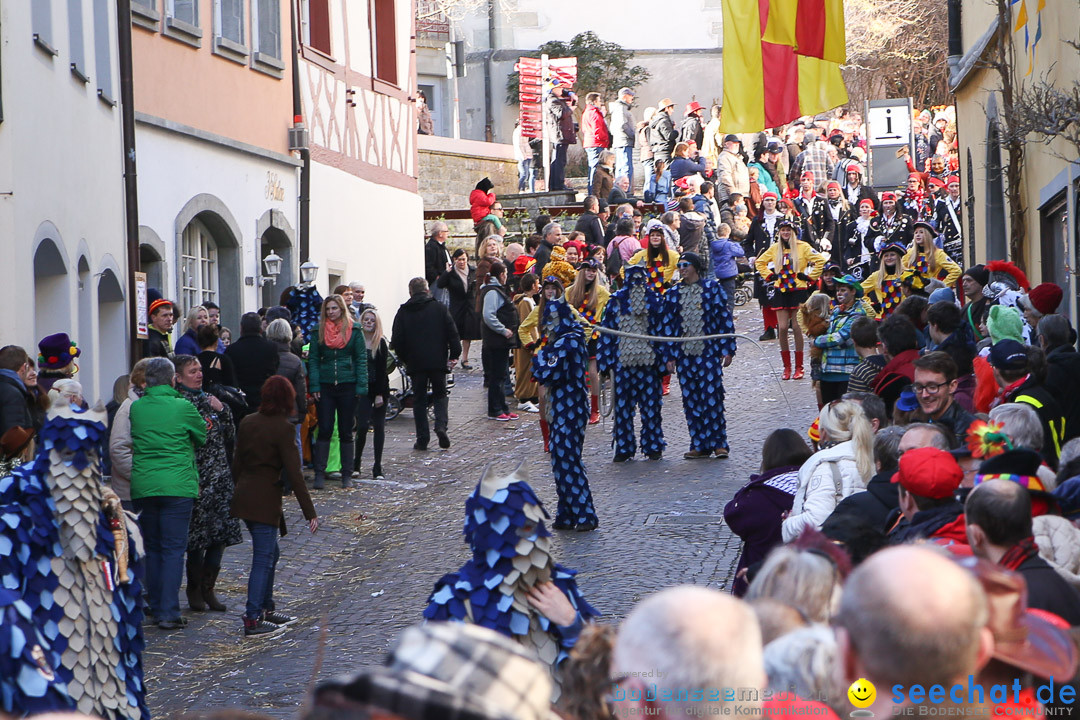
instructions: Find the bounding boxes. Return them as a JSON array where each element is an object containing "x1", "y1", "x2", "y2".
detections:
[{"x1": 848, "y1": 678, "x2": 876, "y2": 709}]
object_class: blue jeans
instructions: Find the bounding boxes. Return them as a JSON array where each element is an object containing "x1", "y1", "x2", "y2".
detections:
[
  {"x1": 615, "y1": 146, "x2": 634, "y2": 189},
  {"x1": 134, "y1": 495, "x2": 194, "y2": 621},
  {"x1": 244, "y1": 520, "x2": 280, "y2": 620},
  {"x1": 585, "y1": 147, "x2": 604, "y2": 195},
  {"x1": 518, "y1": 158, "x2": 532, "y2": 192}
]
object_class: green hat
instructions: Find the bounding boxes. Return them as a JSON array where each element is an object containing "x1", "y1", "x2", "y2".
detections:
[
  {"x1": 987, "y1": 304, "x2": 1024, "y2": 344},
  {"x1": 834, "y1": 274, "x2": 864, "y2": 299}
]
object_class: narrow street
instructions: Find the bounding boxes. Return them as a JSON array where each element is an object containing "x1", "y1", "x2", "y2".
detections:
[{"x1": 142, "y1": 306, "x2": 820, "y2": 717}]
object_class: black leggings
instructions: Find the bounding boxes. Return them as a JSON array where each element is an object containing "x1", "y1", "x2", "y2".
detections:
[
  {"x1": 355, "y1": 395, "x2": 387, "y2": 468},
  {"x1": 819, "y1": 379, "x2": 849, "y2": 405}
]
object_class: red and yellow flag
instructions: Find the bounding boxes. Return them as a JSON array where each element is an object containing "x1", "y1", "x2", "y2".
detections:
[{"x1": 721, "y1": 0, "x2": 848, "y2": 133}]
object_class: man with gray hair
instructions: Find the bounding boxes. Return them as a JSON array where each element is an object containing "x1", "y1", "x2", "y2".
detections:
[
  {"x1": 611, "y1": 586, "x2": 766, "y2": 717},
  {"x1": 834, "y1": 546, "x2": 993, "y2": 716},
  {"x1": 425, "y1": 222, "x2": 452, "y2": 305},
  {"x1": 348, "y1": 281, "x2": 372, "y2": 316},
  {"x1": 532, "y1": 221, "x2": 563, "y2": 280},
  {"x1": 130, "y1": 356, "x2": 208, "y2": 630}
]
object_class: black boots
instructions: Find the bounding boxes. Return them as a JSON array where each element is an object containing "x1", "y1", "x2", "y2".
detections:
[
  {"x1": 186, "y1": 559, "x2": 205, "y2": 611},
  {"x1": 312, "y1": 441, "x2": 330, "y2": 489},
  {"x1": 202, "y1": 566, "x2": 227, "y2": 612}
]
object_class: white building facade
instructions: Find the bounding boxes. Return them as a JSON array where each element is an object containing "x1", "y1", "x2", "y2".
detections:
[{"x1": 0, "y1": 0, "x2": 129, "y2": 404}]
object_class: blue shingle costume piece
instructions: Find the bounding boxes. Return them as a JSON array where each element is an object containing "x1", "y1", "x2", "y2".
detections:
[
  {"x1": 530, "y1": 299, "x2": 598, "y2": 528},
  {"x1": 596, "y1": 265, "x2": 666, "y2": 458},
  {"x1": 662, "y1": 274, "x2": 737, "y2": 454},
  {"x1": 285, "y1": 283, "x2": 324, "y2": 340},
  {"x1": 1, "y1": 393, "x2": 146, "y2": 720},
  {"x1": 422, "y1": 463, "x2": 599, "y2": 697}
]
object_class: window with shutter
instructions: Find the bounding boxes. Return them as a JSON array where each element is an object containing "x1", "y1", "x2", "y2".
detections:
[
  {"x1": 69, "y1": 0, "x2": 88, "y2": 81},
  {"x1": 304, "y1": 0, "x2": 332, "y2": 56},
  {"x1": 33, "y1": 0, "x2": 56, "y2": 54},
  {"x1": 93, "y1": 0, "x2": 115, "y2": 104},
  {"x1": 373, "y1": 0, "x2": 397, "y2": 85}
]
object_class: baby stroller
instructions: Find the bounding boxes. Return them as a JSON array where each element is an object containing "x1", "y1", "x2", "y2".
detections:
[
  {"x1": 385, "y1": 350, "x2": 453, "y2": 421},
  {"x1": 732, "y1": 263, "x2": 754, "y2": 307}
]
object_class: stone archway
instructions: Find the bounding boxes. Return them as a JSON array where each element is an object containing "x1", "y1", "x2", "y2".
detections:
[
  {"x1": 255, "y1": 209, "x2": 296, "y2": 309},
  {"x1": 97, "y1": 260, "x2": 127, "y2": 404},
  {"x1": 175, "y1": 194, "x2": 243, "y2": 329},
  {"x1": 139, "y1": 225, "x2": 167, "y2": 294},
  {"x1": 33, "y1": 224, "x2": 71, "y2": 345}
]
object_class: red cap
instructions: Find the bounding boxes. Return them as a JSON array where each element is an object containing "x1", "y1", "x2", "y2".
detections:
[
  {"x1": 826, "y1": 180, "x2": 841, "y2": 190},
  {"x1": 892, "y1": 447, "x2": 964, "y2": 499},
  {"x1": 947, "y1": 175, "x2": 960, "y2": 185},
  {"x1": 859, "y1": 198, "x2": 875, "y2": 208},
  {"x1": 881, "y1": 191, "x2": 896, "y2": 201},
  {"x1": 928, "y1": 177, "x2": 946, "y2": 189},
  {"x1": 801, "y1": 170, "x2": 815, "y2": 181},
  {"x1": 762, "y1": 191, "x2": 778, "y2": 201},
  {"x1": 909, "y1": 172, "x2": 922, "y2": 181},
  {"x1": 1028, "y1": 283, "x2": 1064, "y2": 315}
]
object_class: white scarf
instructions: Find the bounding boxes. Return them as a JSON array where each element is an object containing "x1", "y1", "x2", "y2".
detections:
[{"x1": 763, "y1": 210, "x2": 782, "y2": 237}]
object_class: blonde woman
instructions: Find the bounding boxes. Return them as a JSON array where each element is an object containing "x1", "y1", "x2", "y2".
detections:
[
  {"x1": 904, "y1": 221, "x2": 961, "y2": 289},
  {"x1": 174, "y1": 305, "x2": 209, "y2": 356},
  {"x1": 354, "y1": 308, "x2": 390, "y2": 479},
  {"x1": 861, "y1": 241, "x2": 908, "y2": 318},
  {"x1": 781, "y1": 399, "x2": 875, "y2": 542},
  {"x1": 565, "y1": 260, "x2": 611, "y2": 425},
  {"x1": 754, "y1": 219, "x2": 828, "y2": 380},
  {"x1": 308, "y1": 294, "x2": 367, "y2": 489}
]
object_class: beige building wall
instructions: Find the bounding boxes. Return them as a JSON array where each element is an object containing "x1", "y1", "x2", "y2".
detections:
[{"x1": 953, "y1": 0, "x2": 1080, "y2": 322}]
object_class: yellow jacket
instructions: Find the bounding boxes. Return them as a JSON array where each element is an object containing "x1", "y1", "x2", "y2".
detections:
[
  {"x1": 627, "y1": 249, "x2": 680, "y2": 285},
  {"x1": 755, "y1": 241, "x2": 827, "y2": 290},
  {"x1": 903, "y1": 247, "x2": 961, "y2": 287}
]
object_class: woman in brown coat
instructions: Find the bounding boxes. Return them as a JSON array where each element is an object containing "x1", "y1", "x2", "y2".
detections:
[{"x1": 232, "y1": 375, "x2": 319, "y2": 636}]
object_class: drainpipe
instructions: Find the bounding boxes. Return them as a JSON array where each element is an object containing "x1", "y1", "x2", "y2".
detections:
[
  {"x1": 116, "y1": 0, "x2": 141, "y2": 365},
  {"x1": 290, "y1": 0, "x2": 310, "y2": 263},
  {"x1": 484, "y1": 0, "x2": 495, "y2": 142}
]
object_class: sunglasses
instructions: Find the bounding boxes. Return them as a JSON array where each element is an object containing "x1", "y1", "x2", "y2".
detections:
[{"x1": 676, "y1": 262, "x2": 694, "y2": 268}]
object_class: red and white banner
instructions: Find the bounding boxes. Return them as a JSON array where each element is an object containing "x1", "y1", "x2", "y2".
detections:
[{"x1": 517, "y1": 56, "x2": 577, "y2": 138}]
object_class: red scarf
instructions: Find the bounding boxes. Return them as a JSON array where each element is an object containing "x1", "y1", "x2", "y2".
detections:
[
  {"x1": 323, "y1": 318, "x2": 352, "y2": 349},
  {"x1": 999, "y1": 537, "x2": 1040, "y2": 571}
]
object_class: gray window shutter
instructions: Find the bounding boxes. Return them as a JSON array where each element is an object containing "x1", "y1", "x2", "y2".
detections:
[
  {"x1": 93, "y1": 0, "x2": 114, "y2": 101},
  {"x1": 69, "y1": 0, "x2": 86, "y2": 79},
  {"x1": 258, "y1": 0, "x2": 280, "y2": 59},
  {"x1": 33, "y1": 0, "x2": 54, "y2": 47}
]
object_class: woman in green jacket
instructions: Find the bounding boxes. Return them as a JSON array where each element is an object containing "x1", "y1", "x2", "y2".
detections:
[{"x1": 308, "y1": 294, "x2": 367, "y2": 489}]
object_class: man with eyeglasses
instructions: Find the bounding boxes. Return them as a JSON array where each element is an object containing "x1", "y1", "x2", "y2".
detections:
[
  {"x1": 661, "y1": 253, "x2": 736, "y2": 459},
  {"x1": 911, "y1": 351, "x2": 975, "y2": 448}
]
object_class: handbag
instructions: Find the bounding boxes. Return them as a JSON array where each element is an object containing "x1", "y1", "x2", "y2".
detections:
[{"x1": 206, "y1": 381, "x2": 247, "y2": 417}]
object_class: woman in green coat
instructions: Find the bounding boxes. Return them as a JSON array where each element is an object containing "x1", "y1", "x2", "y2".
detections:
[{"x1": 308, "y1": 294, "x2": 367, "y2": 489}]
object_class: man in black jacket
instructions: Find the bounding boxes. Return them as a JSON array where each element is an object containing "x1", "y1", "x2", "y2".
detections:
[
  {"x1": 425, "y1": 222, "x2": 452, "y2": 305},
  {"x1": 649, "y1": 98, "x2": 677, "y2": 163},
  {"x1": 532, "y1": 221, "x2": 563, "y2": 280},
  {"x1": 146, "y1": 293, "x2": 176, "y2": 358},
  {"x1": 966, "y1": 475, "x2": 1080, "y2": 625},
  {"x1": 391, "y1": 278, "x2": 462, "y2": 450},
  {"x1": 224, "y1": 312, "x2": 280, "y2": 416},
  {"x1": 0, "y1": 346, "x2": 36, "y2": 449},
  {"x1": 573, "y1": 196, "x2": 606, "y2": 250},
  {"x1": 1037, "y1": 314, "x2": 1080, "y2": 444}
]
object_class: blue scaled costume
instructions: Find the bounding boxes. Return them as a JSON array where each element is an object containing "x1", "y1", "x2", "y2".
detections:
[
  {"x1": 423, "y1": 463, "x2": 599, "y2": 694},
  {"x1": 532, "y1": 298, "x2": 599, "y2": 529},
  {"x1": 596, "y1": 264, "x2": 667, "y2": 460},
  {"x1": 1, "y1": 395, "x2": 146, "y2": 719},
  {"x1": 662, "y1": 275, "x2": 737, "y2": 455},
  {"x1": 285, "y1": 283, "x2": 323, "y2": 340}
]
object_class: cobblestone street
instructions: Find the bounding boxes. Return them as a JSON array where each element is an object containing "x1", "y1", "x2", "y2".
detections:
[{"x1": 143, "y1": 307, "x2": 820, "y2": 718}]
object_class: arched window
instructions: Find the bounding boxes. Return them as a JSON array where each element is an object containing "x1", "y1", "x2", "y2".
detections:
[{"x1": 181, "y1": 217, "x2": 219, "y2": 309}]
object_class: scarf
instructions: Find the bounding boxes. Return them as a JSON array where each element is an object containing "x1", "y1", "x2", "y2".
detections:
[
  {"x1": 999, "y1": 537, "x2": 1040, "y2": 571},
  {"x1": 454, "y1": 263, "x2": 469, "y2": 287},
  {"x1": 324, "y1": 318, "x2": 352, "y2": 349},
  {"x1": 855, "y1": 216, "x2": 871, "y2": 235},
  {"x1": 762, "y1": 210, "x2": 782, "y2": 237},
  {"x1": 0, "y1": 368, "x2": 26, "y2": 391}
]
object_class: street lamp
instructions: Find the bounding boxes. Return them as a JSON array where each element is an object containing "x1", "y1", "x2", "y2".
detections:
[
  {"x1": 259, "y1": 250, "x2": 283, "y2": 287},
  {"x1": 300, "y1": 261, "x2": 319, "y2": 285}
]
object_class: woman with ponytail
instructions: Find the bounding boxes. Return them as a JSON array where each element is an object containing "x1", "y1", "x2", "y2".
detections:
[{"x1": 782, "y1": 399, "x2": 874, "y2": 541}]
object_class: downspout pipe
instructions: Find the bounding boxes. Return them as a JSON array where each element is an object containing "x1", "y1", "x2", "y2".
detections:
[
  {"x1": 947, "y1": 0, "x2": 962, "y2": 77},
  {"x1": 116, "y1": 0, "x2": 142, "y2": 364},
  {"x1": 290, "y1": 0, "x2": 311, "y2": 262},
  {"x1": 484, "y1": 0, "x2": 494, "y2": 142}
]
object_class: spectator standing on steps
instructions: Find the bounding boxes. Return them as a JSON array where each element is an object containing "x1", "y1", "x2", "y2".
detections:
[
  {"x1": 610, "y1": 87, "x2": 637, "y2": 189},
  {"x1": 649, "y1": 98, "x2": 678, "y2": 164},
  {"x1": 581, "y1": 92, "x2": 611, "y2": 196},
  {"x1": 391, "y1": 278, "x2": 462, "y2": 452},
  {"x1": 425, "y1": 222, "x2": 452, "y2": 306},
  {"x1": 544, "y1": 79, "x2": 576, "y2": 191}
]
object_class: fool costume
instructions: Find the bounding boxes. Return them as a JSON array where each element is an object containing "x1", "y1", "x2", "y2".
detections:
[
  {"x1": 662, "y1": 276, "x2": 737, "y2": 455},
  {"x1": 422, "y1": 463, "x2": 599, "y2": 693},
  {"x1": 596, "y1": 265, "x2": 666, "y2": 459},
  {"x1": 531, "y1": 299, "x2": 598, "y2": 529},
  {"x1": 1, "y1": 392, "x2": 146, "y2": 719}
]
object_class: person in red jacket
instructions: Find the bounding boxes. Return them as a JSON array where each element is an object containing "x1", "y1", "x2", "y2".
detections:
[
  {"x1": 469, "y1": 177, "x2": 496, "y2": 226},
  {"x1": 581, "y1": 92, "x2": 611, "y2": 196}
]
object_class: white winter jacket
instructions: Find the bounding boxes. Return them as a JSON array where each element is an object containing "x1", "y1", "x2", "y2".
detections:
[
  {"x1": 1034, "y1": 514, "x2": 1080, "y2": 590},
  {"x1": 782, "y1": 440, "x2": 868, "y2": 542}
]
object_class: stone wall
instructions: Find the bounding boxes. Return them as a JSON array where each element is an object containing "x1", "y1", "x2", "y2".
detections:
[{"x1": 417, "y1": 134, "x2": 518, "y2": 211}]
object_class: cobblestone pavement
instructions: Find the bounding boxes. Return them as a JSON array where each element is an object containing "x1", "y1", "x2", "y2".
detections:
[{"x1": 143, "y1": 306, "x2": 819, "y2": 718}]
